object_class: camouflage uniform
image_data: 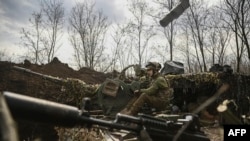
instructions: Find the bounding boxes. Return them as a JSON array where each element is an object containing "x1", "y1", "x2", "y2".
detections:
[{"x1": 121, "y1": 65, "x2": 173, "y2": 116}]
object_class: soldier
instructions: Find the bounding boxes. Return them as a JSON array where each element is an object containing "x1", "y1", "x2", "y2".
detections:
[{"x1": 120, "y1": 62, "x2": 173, "y2": 116}]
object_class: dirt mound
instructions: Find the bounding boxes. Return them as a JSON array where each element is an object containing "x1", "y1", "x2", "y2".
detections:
[
  {"x1": 15, "y1": 57, "x2": 107, "y2": 84},
  {"x1": 0, "y1": 58, "x2": 109, "y2": 141}
]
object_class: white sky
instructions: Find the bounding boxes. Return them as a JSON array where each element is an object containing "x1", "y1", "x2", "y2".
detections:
[
  {"x1": 0, "y1": 0, "x2": 220, "y2": 68},
  {"x1": 0, "y1": 0, "x2": 129, "y2": 66}
]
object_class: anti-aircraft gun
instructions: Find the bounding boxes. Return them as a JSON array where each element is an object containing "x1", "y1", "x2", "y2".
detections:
[
  {"x1": 96, "y1": 59, "x2": 188, "y2": 116},
  {"x1": 95, "y1": 64, "x2": 149, "y2": 116},
  {"x1": 10, "y1": 64, "x2": 153, "y2": 117},
  {"x1": 10, "y1": 60, "x2": 249, "y2": 126}
]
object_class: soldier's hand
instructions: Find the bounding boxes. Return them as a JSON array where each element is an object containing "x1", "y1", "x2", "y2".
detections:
[{"x1": 134, "y1": 90, "x2": 140, "y2": 96}]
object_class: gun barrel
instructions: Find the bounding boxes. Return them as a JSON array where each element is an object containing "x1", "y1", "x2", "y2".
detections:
[
  {"x1": 115, "y1": 113, "x2": 141, "y2": 124},
  {"x1": 12, "y1": 66, "x2": 64, "y2": 83},
  {"x1": 3, "y1": 91, "x2": 81, "y2": 127},
  {"x1": 3, "y1": 91, "x2": 139, "y2": 132},
  {"x1": 160, "y1": 0, "x2": 190, "y2": 27}
]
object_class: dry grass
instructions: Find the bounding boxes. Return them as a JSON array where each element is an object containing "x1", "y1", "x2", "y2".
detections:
[{"x1": 202, "y1": 126, "x2": 224, "y2": 141}]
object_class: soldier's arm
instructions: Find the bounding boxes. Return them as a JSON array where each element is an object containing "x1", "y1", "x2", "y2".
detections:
[
  {"x1": 140, "y1": 77, "x2": 168, "y2": 95},
  {"x1": 156, "y1": 77, "x2": 169, "y2": 89}
]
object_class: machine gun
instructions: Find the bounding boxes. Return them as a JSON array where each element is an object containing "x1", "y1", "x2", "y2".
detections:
[{"x1": 1, "y1": 91, "x2": 210, "y2": 141}]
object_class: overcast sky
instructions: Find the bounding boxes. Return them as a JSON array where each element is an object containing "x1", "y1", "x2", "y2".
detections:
[
  {"x1": 0, "y1": 0, "x2": 219, "y2": 67},
  {"x1": 0, "y1": 0, "x2": 38, "y2": 55},
  {"x1": 0, "y1": 0, "x2": 128, "y2": 65}
]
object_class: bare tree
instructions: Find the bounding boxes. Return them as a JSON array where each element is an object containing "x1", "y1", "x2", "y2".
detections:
[
  {"x1": 108, "y1": 23, "x2": 130, "y2": 71},
  {"x1": 181, "y1": 11, "x2": 202, "y2": 72},
  {"x1": 207, "y1": 9, "x2": 231, "y2": 65},
  {"x1": 69, "y1": 1, "x2": 109, "y2": 70},
  {"x1": 236, "y1": 0, "x2": 250, "y2": 60},
  {"x1": 20, "y1": 11, "x2": 44, "y2": 64},
  {"x1": 182, "y1": 0, "x2": 210, "y2": 72},
  {"x1": 220, "y1": 0, "x2": 250, "y2": 72},
  {"x1": 69, "y1": 30, "x2": 82, "y2": 69},
  {"x1": 41, "y1": 0, "x2": 64, "y2": 63},
  {"x1": 0, "y1": 49, "x2": 7, "y2": 61},
  {"x1": 127, "y1": 0, "x2": 156, "y2": 66},
  {"x1": 241, "y1": 54, "x2": 250, "y2": 74},
  {"x1": 183, "y1": 26, "x2": 199, "y2": 73},
  {"x1": 207, "y1": 25, "x2": 217, "y2": 65},
  {"x1": 177, "y1": 25, "x2": 192, "y2": 73},
  {"x1": 153, "y1": 0, "x2": 179, "y2": 61}
]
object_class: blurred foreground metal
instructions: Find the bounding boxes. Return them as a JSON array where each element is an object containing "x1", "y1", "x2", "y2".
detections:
[{"x1": 1, "y1": 91, "x2": 210, "y2": 141}]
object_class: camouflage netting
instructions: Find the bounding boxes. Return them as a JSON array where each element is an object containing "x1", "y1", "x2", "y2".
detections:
[
  {"x1": 0, "y1": 59, "x2": 106, "y2": 141},
  {"x1": 1, "y1": 59, "x2": 250, "y2": 141},
  {"x1": 165, "y1": 72, "x2": 250, "y2": 113},
  {"x1": 63, "y1": 78, "x2": 99, "y2": 107}
]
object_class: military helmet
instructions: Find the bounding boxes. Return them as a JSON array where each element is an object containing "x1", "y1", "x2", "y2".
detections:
[{"x1": 145, "y1": 62, "x2": 161, "y2": 71}]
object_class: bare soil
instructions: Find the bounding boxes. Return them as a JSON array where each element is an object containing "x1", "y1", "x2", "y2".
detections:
[{"x1": 0, "y1": 58, "x2": 109, "y2": 141}]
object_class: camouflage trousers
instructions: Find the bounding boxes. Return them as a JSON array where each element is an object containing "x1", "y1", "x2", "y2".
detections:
[{"x1": 121, "y1": 93, "x2": 168, "y2": 116}]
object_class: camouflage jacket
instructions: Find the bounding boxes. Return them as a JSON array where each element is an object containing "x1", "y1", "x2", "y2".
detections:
[{"x1": 140, "y1": 73, "x2": 172, "y2": 99}]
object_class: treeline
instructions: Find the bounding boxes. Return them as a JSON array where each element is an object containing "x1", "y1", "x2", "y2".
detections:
[{"x1": 4, "y1": 0, "x2": 250, "y2": 74}]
